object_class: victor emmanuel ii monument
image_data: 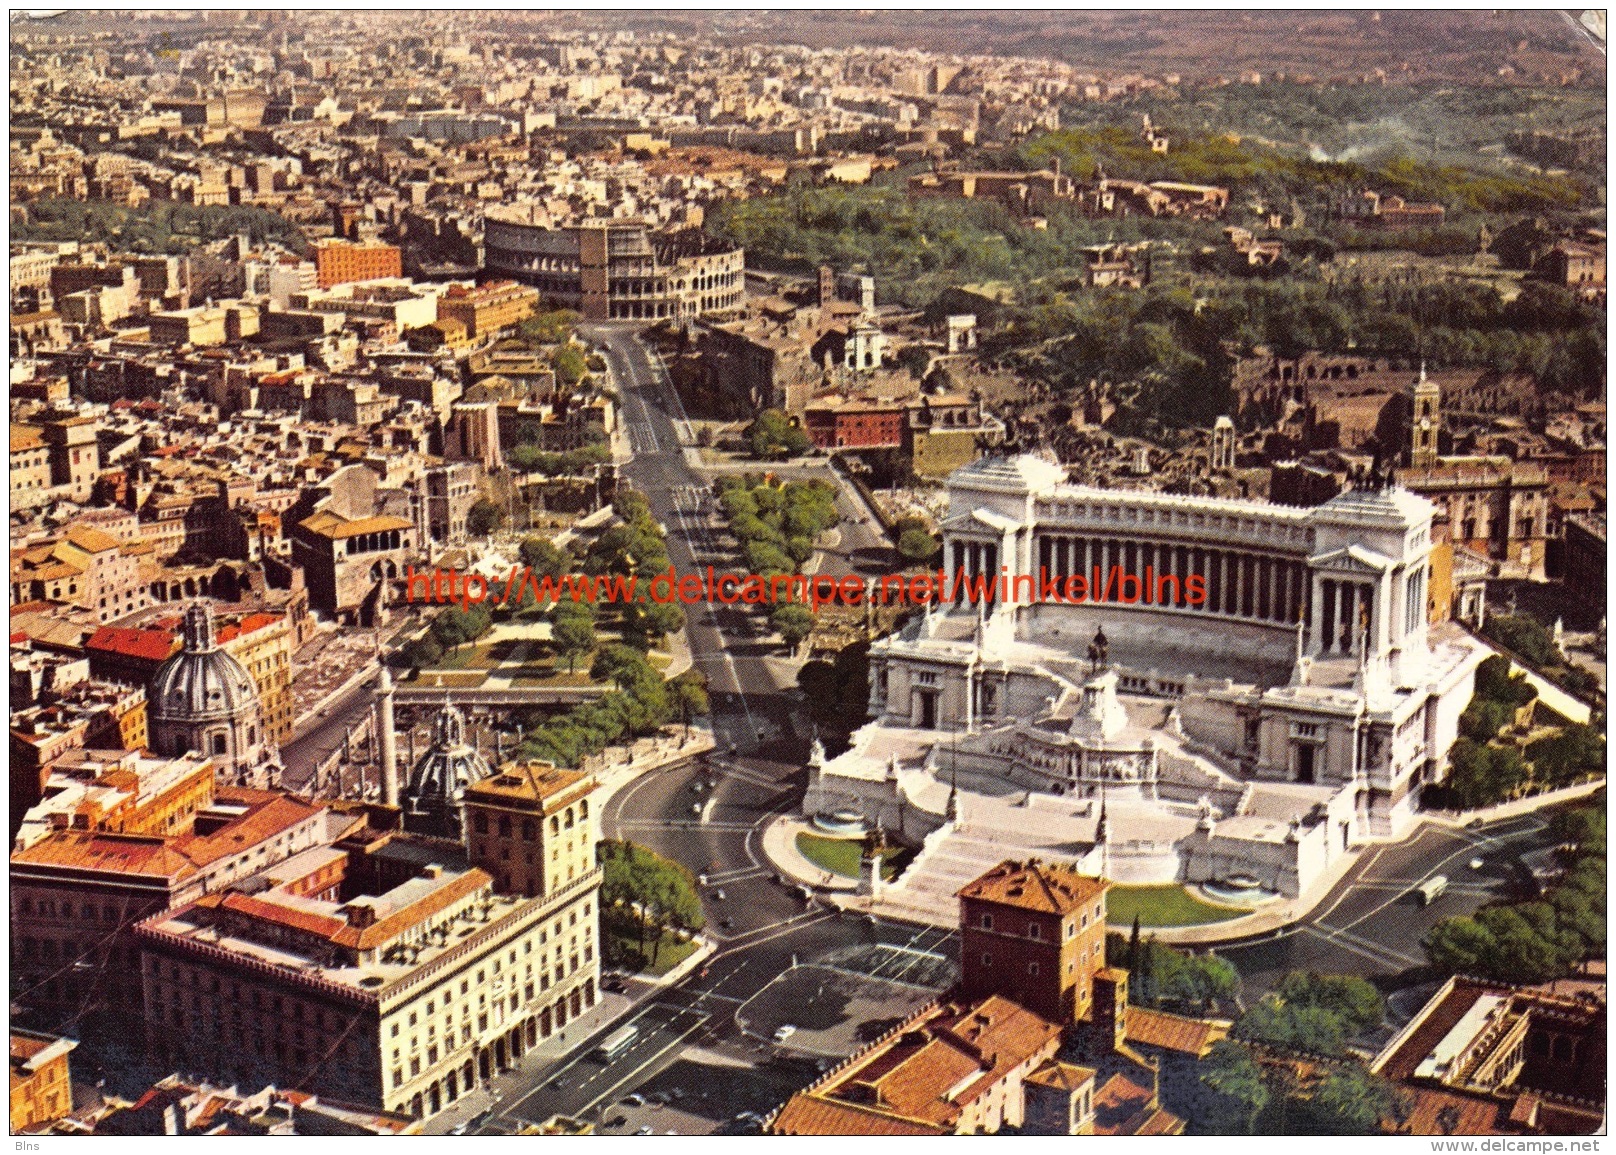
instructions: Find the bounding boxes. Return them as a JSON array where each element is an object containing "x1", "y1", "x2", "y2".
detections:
[{"x1": 804, "y1": 454, "x2": 1488, "y2": 925}]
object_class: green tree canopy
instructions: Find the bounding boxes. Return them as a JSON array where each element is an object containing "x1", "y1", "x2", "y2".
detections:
[
  {"x1": 747, "y1": 409, "x2": 812, "y2": 460},
  {"x1": 772, "y1": 603, "x2": 816, "y2": 652},
  {"x1": 552, "y1": 601, "x2": 598, "y2": 672},
  {"x1": 467, "y1": 497, "x2": 504, "y2": 537},
  {"x1": 599, "y1": 839, "x2": 705, "y2": 968},
  {"x1": 1199, "y1": 1041, "x2": 1270, "y2": 1136}
]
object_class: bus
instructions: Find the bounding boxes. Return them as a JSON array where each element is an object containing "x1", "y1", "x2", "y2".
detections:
[
  {"x1": 1414, "y1": 875, "x2": 1448, "y2": 905},
  {"x1": 593, "y1": 1023, "x2": 639, "y2": 1063}
]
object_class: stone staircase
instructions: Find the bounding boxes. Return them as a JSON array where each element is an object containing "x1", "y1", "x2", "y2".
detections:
[{"x1": 869, "y1": 792, "x2": 1096, "y2": 927}]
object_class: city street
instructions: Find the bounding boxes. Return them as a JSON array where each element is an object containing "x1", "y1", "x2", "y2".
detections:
[
  {"x1": 1215, "y1": 810, "x2": 1567, "y2": 997},
  {"x1": 441, "y1": 326, "x2": 1590, "y2": 1135}
]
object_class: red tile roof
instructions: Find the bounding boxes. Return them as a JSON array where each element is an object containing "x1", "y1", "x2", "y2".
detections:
[
  {"x1": 86, "y1": 626, "x2": 178, "y2": 663},
  {"x1": 957, "y1": 859, "x2": 1109, "y2": 914},
  {"x1": 1125, "y1": 1006, "x2": 1230, "y2": 1057}
]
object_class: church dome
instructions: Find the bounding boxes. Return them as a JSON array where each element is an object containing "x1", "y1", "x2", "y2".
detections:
[
  {"x1": 405, "y1": 701, "x2": 492, "y2": 811},
  {"x1": 151, "y1": 602, "x2": 262, "y2": 724}
]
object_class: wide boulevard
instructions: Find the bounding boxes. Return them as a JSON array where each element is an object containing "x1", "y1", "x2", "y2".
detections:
[{"x1": 434, "y1": 325, "x2": 1576, "y2": 1135}]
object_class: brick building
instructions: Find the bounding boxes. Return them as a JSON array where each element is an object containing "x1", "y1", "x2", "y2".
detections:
[
  {"x1": 312, "y1": 239, "x2": 403, "y2": 290},
  {"x1": 802, "y1": 397, "x2": 906, "y2": 450},
  {"x1": 769, "y1": 859, "x2": 1185, "y2": 1136},
  {"x1": 957, "y1": 859, "x2": 1110, "y2": 1024}
]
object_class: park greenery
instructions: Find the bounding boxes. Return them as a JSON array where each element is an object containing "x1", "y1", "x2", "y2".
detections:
[
  {"x1": 397, "y1": 602, "x2": 495, "y2": 669},
  {"x1": 1423, "y1": 801, "x2": 1605, "y2": 985},
  {"x1": 599, "y1": 839, "x2": 705, "y2": 972},
  {"x1": 797, "y1": 641, "x2": 873, "y2": 729},
  {"x1": 745, "y1": 408, "x2": 812, "y2": 459},
  {"x1": 466, "y1": 497, "x2": 504, "y2": 537},
  {"x1": 507, "y1": 441, "x2": 611, "y2": 476},
  {"x1": 1480, "y1": 613, "x2": 1603, "y2": 702},
  {"x1": 1198, "y1": 1041, "x2": 1403, "y2": 1136},
  {"x1": 1067, "y1": 82, "x2": 1607, "y2": 186},
  {"x1": 1439, "y1": 655, "x2": 1605, "y2": 810},
  {"x1": 1018, "y1": 125, "x2": 1591, "y2": 217},
  {"x1": 1196, "y1": 968, "x2": 1398, "y2": 1135},
  {"x1": 893, "y1": 515, "x2": 941, "y2": 565},
  {"x1": 14, "y1": 197, "x2": 309, "y2": 253},
  {"x1": 552, "y1": 342, "x2": 590, "y2": 388},
  {"x1": 1106, "y1": 884, "x2": 1244, "y2": 929},
  {"x1": 1231, "y1": 971, "x2": 1386, "y2": 1057},
  {"x1": 714, "y1": 474, "x2": 841, "y2": 578},
  {"x1": 707, "y1": 88, "x2": 1605, "y2": 438},
  {"x1": 516, "y1": 309, "x2": 582, "y2": 346},
  {"x1": 709, "y1": 182, "x2": 1122, "y2": 309},
  {"x1": 494, "y1": 491, "x2": 702, "y2": 767},
  {"x1": 794, "y1": 832, "x2": 910, "y2": 881},
  {"x1": 1107, "y1": 922, "x2": 1241, "y2": 1016}
]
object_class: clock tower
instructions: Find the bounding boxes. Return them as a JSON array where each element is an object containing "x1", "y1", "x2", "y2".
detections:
[{"x1": 1410, "y1": 362, "x2": 1440, "y2": 469}]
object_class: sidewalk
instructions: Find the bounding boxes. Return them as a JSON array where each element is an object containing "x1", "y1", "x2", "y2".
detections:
[
  {"x1": 589, "y1": 725, "x2": 717, "y2": 805},
  {"x1": 420, "y1": 940, "x2": 717, "y2": 1133},
  {"x1": 1423, "y1": 778, "x2": 1606, "y2": 827},
  {"x1": 420, "y1": 988, "x2": 634, "y2": 1135}
]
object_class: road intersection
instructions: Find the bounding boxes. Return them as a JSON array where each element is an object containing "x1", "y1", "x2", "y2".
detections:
[{"x1": 429, "y1": 326, "x2": 1585, "y2": 1135}]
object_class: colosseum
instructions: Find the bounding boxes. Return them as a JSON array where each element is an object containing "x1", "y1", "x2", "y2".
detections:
[{"x1": 483, "y1": 207, "x2": 745, "y2": 322}]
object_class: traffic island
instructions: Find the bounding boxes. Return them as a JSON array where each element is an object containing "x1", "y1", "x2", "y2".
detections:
[{"x1": 761, "y1": 816, "x2": 860, "y2": 892}]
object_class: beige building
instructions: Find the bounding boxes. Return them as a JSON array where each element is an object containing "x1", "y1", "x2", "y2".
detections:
[
  {"x1": 39, "y1": 415, "x2": 100, "y2": 502},
  {"x1": 134, "y1": 766, "x2": 603, "y2": 1120},
  {"x1": 10, "y1": 1030, "x2": 76, "y2": 1132},
  {"x1": 288, "y1": 464, "x2": 419, "y2": 624},
  {"x1": 11, "y1": 424, "x2": 54, "y2": 503},
  {"x1": 436, "y1": 280, "x2": 540, "y2": 339},
  {"x1": 10, "y1": 526, "x2": 147, "y2": 623},
  {"x1": 219, "y1": 609, "x2": 296, "y2": 746}
]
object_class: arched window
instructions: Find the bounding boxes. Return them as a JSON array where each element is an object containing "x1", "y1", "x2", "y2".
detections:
[
  {"x1": 564, "y1": 809, "x2": 574, "y2": 830},
  {"x1": 211, "y1": 733, "x2": 227, "y2": 756},
  {"x1": 473, "y1": 813, "x2": 488, "y2": 835},
  {"x1": 498, "y1": 815, "x2": 512, "y2": 838},
  {"x1": 522, "y1": 819, "x2": 536, "y2": 842}
]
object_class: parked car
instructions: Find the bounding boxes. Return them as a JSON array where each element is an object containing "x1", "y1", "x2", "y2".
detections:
[
  {"x1": 636, "y1": 1126, "x2": 654, "y2": 1136},
  {"x1": 773, "y1": 1024, "x2": 798, "y2": 1043},
  {"x1": 622, "y1": 1094, "x2": 646, "y2": 1109}
]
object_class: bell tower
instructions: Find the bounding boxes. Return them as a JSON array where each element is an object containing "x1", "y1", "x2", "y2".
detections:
[{"x1": 1410, "y1": 363, "x2": 1440, "y2": 469}]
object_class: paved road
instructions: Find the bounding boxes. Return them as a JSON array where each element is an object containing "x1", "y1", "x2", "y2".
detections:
[
  {"x1": 450, "y1": 325, "x2": 1584, "y2": 1135},
  {"x1": 1214, "y1": 809, "x2": 1568, "y2": 1001},
  {"x1": 471, "y1": 912, "x2": 960, "y2": 1134},
  {"x1": 279, "y1": 675, "x2": 378, "y2": 790},
  {"x1": 435, "y1": 326, "x2": 939, "y2": 1135}
]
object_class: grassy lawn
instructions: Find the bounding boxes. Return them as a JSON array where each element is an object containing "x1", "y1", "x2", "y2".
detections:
[
  {"x1": 796, "y1": 833, "x2": 912, "y2": 881},
  {"x1": 408, "y1": 671, "x2": 488, "y2": 688},
  {"x1": 426, "y1": 642, "x2": 490, "y2": 671},
  {"x1": 509, "y1": 669, "x2": 602, "y2": 688},
  {"x1": 1106, "y1": 884, "x2": 1244, "y2": 928}
]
